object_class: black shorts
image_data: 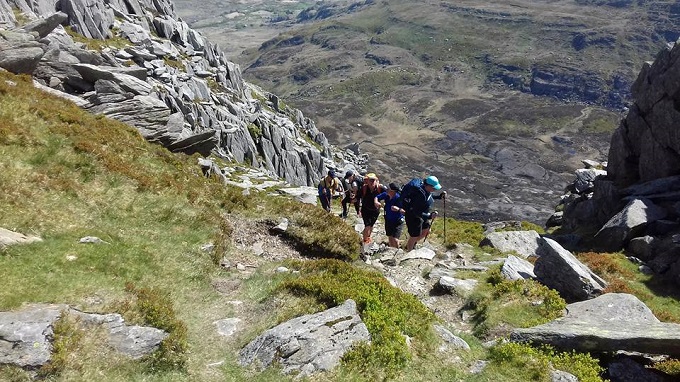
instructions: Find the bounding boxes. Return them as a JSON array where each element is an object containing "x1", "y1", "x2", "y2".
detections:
[
  {"x1": 405, "y1": 214, "x2": 431, "y2": 237},
  {"x1": 385, "y1": 219, "x2": 404, "y2": 238},
  {"x1": 362, "y1": 210, "x2": 379, "y2": 227}
]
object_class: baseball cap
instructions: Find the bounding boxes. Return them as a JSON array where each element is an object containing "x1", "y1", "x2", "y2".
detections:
[
  {"x1": 344, "y1": 170, "x2": 354, "y2": 179},
  {"x1": 424, "y1": 175, "x2": 442, "y2": 190},
  {"x1": 328, "y1": 170, "x2": 336, "y2": 177},
  {"x1": 388, "y1": 182, "x2": 400, "y2": 191}
]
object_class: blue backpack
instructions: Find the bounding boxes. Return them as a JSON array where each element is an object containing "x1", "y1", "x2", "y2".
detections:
[{"x1": 399, "y1": 178, "x2": 425, "y2": 212}]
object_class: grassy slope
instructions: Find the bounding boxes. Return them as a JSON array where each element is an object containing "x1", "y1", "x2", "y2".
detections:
[{"x1": 0, "y1": 71, "x2": 358, "y2": 381}]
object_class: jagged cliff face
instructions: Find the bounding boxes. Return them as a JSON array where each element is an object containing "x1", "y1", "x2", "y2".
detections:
[
  {"x1": 0, "y1": 0, "x2": 357, "y2": 187},
  {"x1": 608, "y1": 42, "x2": 680, "y2": 188}
]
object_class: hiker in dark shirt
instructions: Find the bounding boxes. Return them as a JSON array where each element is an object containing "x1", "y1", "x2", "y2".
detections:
[
  {"x1": 356, "y1": 173, "x2": 382, "y2": 244},
  {"x1": 376, "y1": 182, "x2": 405, "y2": 248},
  {"x1": 403, "y1": 175, "x2": 446, "y2": 251},
  {"x1": 340, "y1": 170, "x2": 360, "y2": 219}
]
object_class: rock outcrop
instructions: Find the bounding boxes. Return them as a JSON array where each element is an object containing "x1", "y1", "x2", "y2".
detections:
[
  {"x1": 511, "y1": 293, "x2": 680, "y2": 357},
  {"x1": 551, "y1": 39, "x2": 680, "y2": 287},
  {"x1": 0, "y1": 227, "x2": 42, "y2": 248},
  {"x1": 239, "y1": 299, "x2": 370, "y2": 377},
  {"x1": 0, "y1": 0, "x2": 365, "y2": 187},
  {"x1": 0, "y1": 304, "x2": 167, "y2": 368}
]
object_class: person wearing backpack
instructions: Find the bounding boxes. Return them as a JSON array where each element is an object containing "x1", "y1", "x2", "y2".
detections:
[
  {"x1": 340, "y1": 170, "x2": 360, "y2": 219},
  {"x1": 318, "y1": 170, "x2": 341, "y2": 212},
  {"x1": 376, "y1": 182, "x2": 405, "y2": 248},
  {"x1": 356, "y1": 173, "x2": 382, "y2": 244},
  {"x1": 400, "y1": 175, "x2": 446, "y2": 251}
]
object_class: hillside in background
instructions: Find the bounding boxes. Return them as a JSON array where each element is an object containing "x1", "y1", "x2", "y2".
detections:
[{"x1": 175, "y1": 0, "x2": 678, "y2": 223}]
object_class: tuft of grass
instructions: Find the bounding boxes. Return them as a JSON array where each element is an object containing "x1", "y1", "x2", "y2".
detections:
[
  {"x1": 163, "y1": 56, "x2": 185, "y2": 71},
  {"x1": 112, "y1": 283, "x2": 189, "y2": 372},
  {"x1": 431, "y1": 217, "x2": 486, "y2": 249},
  {"x1": 260, "y1": 198, "x2": 360, "y2": 261},
  {"x1": 278, "y1": 259, "x2": 436, "y2": 378},
  {"x1": 466, "y1": 269, "x2": 566, "y2": 338},
  {"x1": 64, "y1": 26, "x2": 130, "y2": 51},
  {"x1": 247, "y1": 123, "x2": 263, "y2": 141},
  {"x1": 488, "y1": 342, "x2": 605, "y2": 382},
  {"x1": 11, "y1": 7, "x2": 30, "y2": 25},
  {"x1": 38, "y1": 313, "x2": 84, "y2": 378}
]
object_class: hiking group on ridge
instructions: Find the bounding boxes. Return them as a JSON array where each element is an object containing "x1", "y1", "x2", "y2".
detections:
[{"x1": 318, "y1": 170, "x2": 446, "y2": 251}]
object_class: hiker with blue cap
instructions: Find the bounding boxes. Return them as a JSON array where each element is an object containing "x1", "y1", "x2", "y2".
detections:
[{"x1": 398, "y1": 175, "x2": 446, "y2": 251}]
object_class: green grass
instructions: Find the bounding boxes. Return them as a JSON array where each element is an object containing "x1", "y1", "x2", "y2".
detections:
[
  {"x1": 65, "y1": 26, "x2": 131, "y2": 51},
  {"x1": 465, "y1": 269, "x2": 567, "y2": 339},
  {"x1": 0, "y1": 70, "x2": 359, "y2": 381},
  {"x1": 577, "y1": 252, "x2": 680, "y2": 323},
  {"x1": 488, "y1": 343, "x2": 605, "y2": 382},
  {"x1": 430, "y1": 218, "x2": 486, "y2": 249}
]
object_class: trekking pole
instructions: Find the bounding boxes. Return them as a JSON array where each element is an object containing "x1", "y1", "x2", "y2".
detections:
[
  {"x1": 443, "y1": 196, "x2": 447, "y2": 245},
  {"x1": 423, "y1": 214, "x2": 435, "y2": 244}
]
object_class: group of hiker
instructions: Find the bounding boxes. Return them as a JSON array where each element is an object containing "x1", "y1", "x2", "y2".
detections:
[{"x1": 318, "y1": 169, "x2": 446, "y2": 251}]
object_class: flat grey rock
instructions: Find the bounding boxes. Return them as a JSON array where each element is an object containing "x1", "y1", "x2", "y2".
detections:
[
  {"x1": 511, "y1": 293, "x2": 680, "y2": 357},
  {"x1": 480, "y1": 230, "x2": 540, "y2": 258},
  {"x1": 0, "y1": 227, "x2": 42, "y2": 249}
]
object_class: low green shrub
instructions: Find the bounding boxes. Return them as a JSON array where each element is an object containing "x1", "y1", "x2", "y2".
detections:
[
  {"x1": 278, "y1": 259, "x2": 436, "y2": 377},
  {"x1": 651, "y1": 358, "x2": 680, "y2": 377},
  {"x1": 467, "y1": 269, "x2": 566, "y2": 338},
  {"x1": 489, "y1": 342, "x2": 605, "y2": 382},
  {"x1": 264, "y1": 199, "x2": 360, "y2": 261}
]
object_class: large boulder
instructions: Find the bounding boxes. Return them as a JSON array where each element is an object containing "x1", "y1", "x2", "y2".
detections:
[
  {"x1": 0, "y1": 29, "x2": 45, "y2": 73},
  {"x1": 534, "y1": 237, "x2": 607, "y2": 302},
  {"x1": 480, "y1": 230, "x2": 541, "y2": 258},
  {"x1": 239, "y1": 299, "x2": 370, "y2": 377},
  {"x1": 511, "y1": 293, "x2": 680, "y2": 357},
  {"x1": 594, "y1": 198, "x2": 667, "y2": 252}
]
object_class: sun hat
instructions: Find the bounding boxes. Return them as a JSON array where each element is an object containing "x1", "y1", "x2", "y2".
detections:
[
  {"x1": 424, "y1": 175, "x2": 442, "y2": 190},
  {"x1": 365, "y1": 173, "x2": 378, "y2": 180},
  {"x1": 388, "y1": 182, "x2": 400, "y2": 191},
  {"x1": 344, "y1": 170, "x2": 354, "y2": 179}
]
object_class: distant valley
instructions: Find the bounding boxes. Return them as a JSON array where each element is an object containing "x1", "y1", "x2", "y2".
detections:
[{"x1": 174, "y1": 0, "x2": 678, "y2": 223}]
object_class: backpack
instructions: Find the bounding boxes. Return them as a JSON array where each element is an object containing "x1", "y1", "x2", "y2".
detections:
[
  {"x1": 318, "y1": 176, "x2": 338, "y2": 191},
  {"x1": 399, "y1": 178, "x2": 425, "y2": 212}
]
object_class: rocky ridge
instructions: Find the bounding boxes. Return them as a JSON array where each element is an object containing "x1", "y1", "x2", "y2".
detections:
[
  {"x1": 550, "y1": 38, "x2": 680, "y2": 288},
  {"x1": 0, "y1": 0, "x2": 364, "y2": 187}
]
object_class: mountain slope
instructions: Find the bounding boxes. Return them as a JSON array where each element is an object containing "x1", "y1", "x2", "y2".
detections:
[{"x1": 177, "y1": 0, "x2": 676, "y2": 223}]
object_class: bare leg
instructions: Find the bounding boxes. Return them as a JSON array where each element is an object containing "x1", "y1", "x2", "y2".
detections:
[
  {"x1": 406, "y1": 236, "x2": 419, "y2": 251},
  {"x1": 362, "y1": 225, "x2": 373, "y2": 243},
  {"x1": 388, "y1": 236, "x2": 399, "y2": 248}
]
